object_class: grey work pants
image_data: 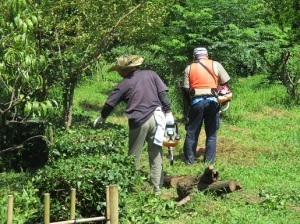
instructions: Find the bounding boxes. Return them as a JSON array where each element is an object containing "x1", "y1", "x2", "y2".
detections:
[{"x1": 129, "y1": 115, "x2": 164, "y2": 189}]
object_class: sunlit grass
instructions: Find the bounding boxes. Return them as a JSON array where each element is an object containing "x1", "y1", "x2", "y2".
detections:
[
  {"x1": 138, "y1": 74, "x2": 300, "y2": 223},
  {"x1": 1, "y1": 73, "x2": 300, "y2": 223}
]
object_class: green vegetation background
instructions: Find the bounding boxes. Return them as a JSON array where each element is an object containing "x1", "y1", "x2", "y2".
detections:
[
  {"x1": 1, "y1": 0, "x2": 300, "y2": 223},
  {"x1": 1, "y1": 71, "x2": 300, "y2": 223}
]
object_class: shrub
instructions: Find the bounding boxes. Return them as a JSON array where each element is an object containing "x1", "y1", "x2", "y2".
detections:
[
  {"x1": 0, "y1": 122, "x2": 48, "y2": 172},
  {"x1": 49, "y1": 123, "x2": 128, "y2": 162},
  {"x1": 31, "y1": 123, "x2": 146, "y2": 221},
  {"x1": 33, "y1": 153, "x2": 143, "y2": 221}
]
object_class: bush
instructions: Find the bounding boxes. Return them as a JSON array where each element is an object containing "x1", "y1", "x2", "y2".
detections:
[
  {"x1": 33, "y1": 153, "x2": 143, "y2": 221},
  {"x1": 49, "y1": 123, "x2": 128, "y2": 162},
  {"x1": 0, "y1": 178, "x2": 41, "y2": 224},
  {"x1": 0, "y1": 122, "x2": 48, "y2": 172},
  {"x1": 30, "y1": 123, "x2": 146, "y2": 222}
]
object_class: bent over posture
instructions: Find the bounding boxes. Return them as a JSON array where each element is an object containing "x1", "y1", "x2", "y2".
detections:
[
  {"x1": 94, "y1": 55, "x2": 174, "y2": 194},
  {"x1": 181, "y1": 47, "x2": 231, "y2": 164}
]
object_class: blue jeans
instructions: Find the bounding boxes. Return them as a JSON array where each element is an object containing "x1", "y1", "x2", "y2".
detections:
[{"x1": 183, "y1": 98, "x2": 220, "y2": 164}]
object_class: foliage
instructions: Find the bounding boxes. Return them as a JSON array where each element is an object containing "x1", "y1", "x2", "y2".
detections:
[
  {"x1": 107, "y1": 0, "x2": 298, "y2": 89},
  {"x1": 32, "y1": 153, "x2": 142, "y2": 221},
  {"x1": 1, "y1": 0, "x2": 300, "y2": 222},
  {"x1": 49, "y1": 123, "x2": 128, "y2": 162},
  {"x1": 122, "y1": 190, "x2": 179, "y2": 224},
  {"x1": 2, "y1": 0, "x2": 299, "y2": 129},
  {"x1": 0, "y1": 121, "x2": 48, "y2": 172},
  {"x1": 1, "y1": 74, "x2": 300, "y2": 223},
  {"x1": 0, "y1": 0, "x2": 57, "y2": 123},
  {"x1": 0, "y1": 172, "x2": 41, "y2": 224},
  {"x1": 277, "y1": 45, "x2": 300, "y2": 101},
  {"x1": 27, "y1": 123, "x2": 145, "y2": 221},
  {"x1": 36, "y1": 0, "x2": 166, "y2": 129}
]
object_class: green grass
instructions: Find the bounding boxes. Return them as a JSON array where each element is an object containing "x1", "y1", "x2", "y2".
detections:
[
  {"x1": 1, "y1": 73, "x2": 300, "y2": 223},
  {"x1": 123, "y1": 74, "x2": 300, "y2": 223}
]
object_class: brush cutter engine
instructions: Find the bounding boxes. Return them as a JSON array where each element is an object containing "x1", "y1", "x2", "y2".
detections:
[{"x1": 163, "y1": 123, "x2": 180, "y2": 165}]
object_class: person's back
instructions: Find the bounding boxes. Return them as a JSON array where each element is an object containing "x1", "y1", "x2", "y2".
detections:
[
  {"x1": 93, "y1": 54, "x2": 175, "y2": 194},
  {"x1": 182, "y1": 47, "x2": 231, "y2": 164},
  {"x1": 107, "y1": 70, "x2": 167, "y2": 128}
]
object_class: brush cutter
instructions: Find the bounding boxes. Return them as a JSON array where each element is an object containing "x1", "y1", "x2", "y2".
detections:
[
  {"x1": 219, "y1": 101, "x2": 230, "y2": 115},
  {"x1": 163, "y1": 122, "x2": 180, "y2": 165}
]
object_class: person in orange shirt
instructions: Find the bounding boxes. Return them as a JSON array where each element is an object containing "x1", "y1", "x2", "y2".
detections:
[{"x1": 181, "y1": 47, "x2": 231, "y2": 164}]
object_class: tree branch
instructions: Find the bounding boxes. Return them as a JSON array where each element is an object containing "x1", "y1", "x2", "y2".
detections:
[
  {"x1": 0, "y1": 135, "x2": 45, "y2": 155},
  {"x1": 80, "y1": 0, "x2": 147, "y2": 72}
]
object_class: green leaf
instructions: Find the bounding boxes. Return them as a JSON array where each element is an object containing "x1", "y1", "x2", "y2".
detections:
[
  {"x1": 22, "y1": 21, "x2": 27, "y2": 33},
  {"x1": 32, "y1": 101, "x2": 39, "y2": 111},
  {"x1": 24, "y1": 102, "x2": 32, "y2": 116},
  {"x1": 25, "y1": 18, "x2": 33, "y2": 29},
  {"x1": 41, "y1": 102, "x2": 48, "y2": 116}
]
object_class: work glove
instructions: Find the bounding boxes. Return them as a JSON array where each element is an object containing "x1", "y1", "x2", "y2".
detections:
[
  {"x1": 165, "y1": 112, "x2": 175, "y2": 125},
  {"x1": 93, "y1": 116, "x2": 105, "y2": 127}
]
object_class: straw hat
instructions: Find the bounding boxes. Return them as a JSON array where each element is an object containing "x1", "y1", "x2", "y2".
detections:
[{"x1": 108, "y1": 54, "x2": 144, "y2": 72}]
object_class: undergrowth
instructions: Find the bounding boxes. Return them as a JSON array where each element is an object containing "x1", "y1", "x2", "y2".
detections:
[{"x1": 1, "y1": 74, "x2": 300, "y2": 223}]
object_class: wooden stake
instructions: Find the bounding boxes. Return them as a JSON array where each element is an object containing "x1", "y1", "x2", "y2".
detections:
[
  {"x1": 70, "y1": 188, "x2": 76, "y2": 220},
  {"x1": 109, "y1": 185, "x2": 119, "y2": 224},
  {"x1": 106, "y1": 186, "x2": 111, "y2": 224},
  {"x1": 44, "y1": 193, "x2": 50, "y2": 224},
  {"x1": 7, "y1": 195, "x2": 13, "y2": 224}
]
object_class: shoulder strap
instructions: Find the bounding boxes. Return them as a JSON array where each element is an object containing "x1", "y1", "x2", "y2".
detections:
[{"x1": 198, "y1": 61, "x2": 218, "y2": 85}]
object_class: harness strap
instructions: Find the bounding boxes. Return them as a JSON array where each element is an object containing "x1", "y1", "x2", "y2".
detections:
[{"x1": 198, "y1": 61, "x2": 218, "y2": 86}]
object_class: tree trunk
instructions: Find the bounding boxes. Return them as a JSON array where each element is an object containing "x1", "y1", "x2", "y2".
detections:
[
  {"x1": 164, "y1": 175, "x2": 188, "y2": 188},
  {"x1": 62, "y1": 73, "x2": 76, "y2": 130},
  {"x1": 163, "y1": 165, "x2": 242, "y2": 202},
  {"x1": 199, "y1": 164, "x2": 219, "y2": 184},
  {"x1": 66, "y1": 74, "x2": 75, "y2": 130},
  {"x1": 176, "y1": 175, "x2": 202, "y2": 199},
  {"x1": 198, "y1": 180, "x2": 243, "y2": 196}
]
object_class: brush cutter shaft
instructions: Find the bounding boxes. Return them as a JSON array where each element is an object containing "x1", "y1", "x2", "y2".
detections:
[
  {"x1": 219, "y1": 101, "x2": 230, "y2": 114},
  {"x1": 168, "y1": 147, "x2": 174, "y2": 165}
]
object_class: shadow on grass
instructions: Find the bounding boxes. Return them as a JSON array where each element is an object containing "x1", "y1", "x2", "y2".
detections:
[
  {"x1": 79, "y1": 100, "x2": 126, "y2": 117},
  {"x1": 89, "y1": 121, "x2": 125, "y2": 130}
]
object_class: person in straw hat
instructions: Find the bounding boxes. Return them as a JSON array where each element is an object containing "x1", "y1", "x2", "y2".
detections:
[{"x1": 93, "y1": 54, "x2": 174, "y2": 194}]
